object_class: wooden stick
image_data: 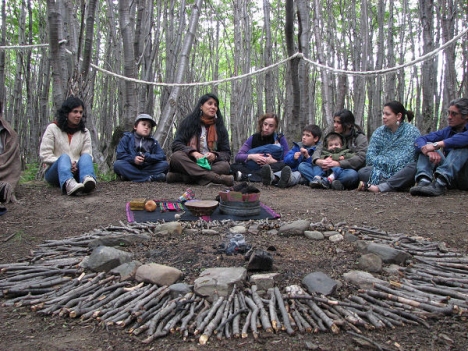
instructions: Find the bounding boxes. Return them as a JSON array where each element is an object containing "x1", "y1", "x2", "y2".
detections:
[{"x1": 274, "y1": 287, "x2": 295, "y2": 335}]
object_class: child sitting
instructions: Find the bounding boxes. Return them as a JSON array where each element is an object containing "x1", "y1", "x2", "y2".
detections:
[
  {"x1": 113, "y1": 114, "x2": 168, "y2": 182},
  {"x1": 277, "y1": 124, "x2": 322, "y2": 188},
  {"x1": 309, "y1": 132, "x2": 354, "y2": 190}
]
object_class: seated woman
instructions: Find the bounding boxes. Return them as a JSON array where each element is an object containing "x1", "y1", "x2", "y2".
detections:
[
  {"x1": 300, "y1": 109, "x2": 368, "y2": 190},
  {"x1": 167, "y1": 93, "x2": 234, "y2": 186},
  {"x1": 0, "y1": 102, "x2": 21, "y2": 204},
  {"x1": 39, "y1": 96, "x2": 97, "y2": 196},
  {"x1": 358, "y1": 101, "x2": 421, "y2": 193},
  {"x1": 230, "y1": 113, "x2": 289, "y2": 185}
]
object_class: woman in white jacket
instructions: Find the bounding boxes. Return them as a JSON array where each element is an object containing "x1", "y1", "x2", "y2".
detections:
[{"x1": 39, "y1": 96, "x2": 96, "y2": 196}]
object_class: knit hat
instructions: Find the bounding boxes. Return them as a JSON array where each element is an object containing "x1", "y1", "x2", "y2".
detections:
[{"x1": 134, "y1": 114, "x2": 156, "y2": 128}]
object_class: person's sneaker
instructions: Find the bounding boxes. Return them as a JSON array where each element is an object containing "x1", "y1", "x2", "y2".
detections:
[
  {"x1": 277, "y1": 166, "x2": 292, "y2": 188},
  {"x1": 82, "y1": 176, "x2": 96, "y2": 193},
  {"x1": 412, "y1": 180, "x2": 446, "y2": 197},
  {"x1": 309, "y1": 176, "x2": 330, "y2": 189},
  {"x1": 261, "y1": 165, "x2": 274, "y2": 185},
  {"x1": 150, "y1": 173, "x2": 166, "y2": 182},
  {"x1": 409, "y1": 179, "x2": 431, "y2": 196},
  {"x1": 331, "y1": 180, "x2": 344, "y2": 190},
  {"x1": 65, "y1": 178, "x2": 84, "y2": 196}
]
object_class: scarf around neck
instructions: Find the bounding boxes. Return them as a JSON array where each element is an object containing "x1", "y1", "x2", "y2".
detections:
[{"x1": 201, "y1": 115, "x2": 218, "y2": 151}]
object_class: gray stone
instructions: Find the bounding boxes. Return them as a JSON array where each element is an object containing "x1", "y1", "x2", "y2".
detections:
[
  {"x1": 366, "y1": 242, "x2": 412, "y2": 264},
  {"x1": 201, "y1": 229, "x2": 219, "y2": 235},
  {"x1": 323, "y1": 231, "x2": 340, "y2": 238},
  {"x1": 383, "y1": 264, "x2": 402, "y2": 277},
  {"x1": 304, "y1": 231, "x2": 324, "y2": 240},
  {"x1": 184, "y1": 229, "x2": 199, "y2": 235},
  {"x1": 154, "y1": 222, "x2": 183, "y2": 235},
  {"x1": 302, "y1": 271, "x2": 338, "y2": 296},
  {"x1": 169, "y1": 283, "x2": 193, "y2": 298},
  {"x1": 344, "y1": 232, "x2": 359, "y2": 242},
  {"x1": 110, "y1": 260, "x2": 142, "y2": 281},
  {"x1": 343, "y1": 270, "x2": 386, "y2": 289},
  {"x1": 329, "y1": 234, "x2": 344, "y2": 242},
  {"x1": 353, "y1": 240, "x2": 369, "y2": 253},
  {"x1": 194, "y1": 267, "x2": 247, "y2": 301},
  {"x1": 358, "y1": 253, "x2": 382, "y2": 273},
  {"x1": 229, "y1": 226, "x2": 247, "y2": 234},
  {"x1": 278, "y1": 220, "x2": 311, "y2": 236},
  {"x1": 135, "y1": 263, "x2": 182, "y2": 286},
  {"x1": 88, "y1": 234, "x2": 150, "y2": 248},
  {"x1": 246, "y1": 249, "x2": 273, "y2": 271},
  {"x1": 83, "y1": 246, "x2": 133, "y2": 272},
  {"x1": 250, "y1": 273, "x2": 280, "y2": 292}
]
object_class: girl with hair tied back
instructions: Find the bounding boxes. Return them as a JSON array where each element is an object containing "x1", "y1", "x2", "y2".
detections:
[{"x1": 358, "y1": 100, "x2": 421, "y2": 193}]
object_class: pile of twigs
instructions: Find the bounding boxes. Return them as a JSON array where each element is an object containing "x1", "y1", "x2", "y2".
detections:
[{"x1": 1, "y1": 223, "x2": 467, "y2": 344}]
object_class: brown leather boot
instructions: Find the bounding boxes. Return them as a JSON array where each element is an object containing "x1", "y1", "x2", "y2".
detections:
[{"x1": 203, "y1": 173, "x2": 234, "y2": 186}]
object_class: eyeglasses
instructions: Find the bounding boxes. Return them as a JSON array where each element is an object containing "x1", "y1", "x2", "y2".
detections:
[{"x1": 447, "y1": 109, "x2": 462, "y2": 117}]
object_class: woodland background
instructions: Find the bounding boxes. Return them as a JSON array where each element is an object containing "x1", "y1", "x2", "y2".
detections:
[{"x1": 0, "y1": 0, "x2": 467, "y2": 174}]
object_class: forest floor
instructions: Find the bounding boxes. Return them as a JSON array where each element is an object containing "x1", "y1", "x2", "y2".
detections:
[{"x1": 1, "y1": 179, "x2": 468, "y2": 351}]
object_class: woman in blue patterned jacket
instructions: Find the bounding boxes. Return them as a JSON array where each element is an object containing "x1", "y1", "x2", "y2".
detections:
[{"x1": 358, "y1": 101, "x2": 421, "y2": 193}]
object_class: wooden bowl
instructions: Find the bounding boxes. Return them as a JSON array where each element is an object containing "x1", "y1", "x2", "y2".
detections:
[{"x1": 184, "y1": 200, "x2": 219, "y2": 217}]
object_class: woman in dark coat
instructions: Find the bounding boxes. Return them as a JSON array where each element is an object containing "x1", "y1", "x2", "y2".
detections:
[{"x1": 167, "y1": 93, "x2": 233, "y2": 186}]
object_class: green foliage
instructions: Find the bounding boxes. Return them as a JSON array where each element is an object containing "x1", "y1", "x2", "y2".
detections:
[{"x1": 19, "y1": 163, "x2": 40, "y2": 184}]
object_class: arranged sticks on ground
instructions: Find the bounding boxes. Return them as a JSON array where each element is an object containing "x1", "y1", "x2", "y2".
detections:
[{"x1": 1, "y1": 224, "x2": 468, "y2": 343}]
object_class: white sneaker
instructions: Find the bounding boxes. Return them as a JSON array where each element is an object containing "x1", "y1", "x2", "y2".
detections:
[
  {"x1": 82, "y1": 176, "x2": 96, "y2": 193},
  {"x1": 65, "y1": 178, "x2": 84, "y2": 196}
]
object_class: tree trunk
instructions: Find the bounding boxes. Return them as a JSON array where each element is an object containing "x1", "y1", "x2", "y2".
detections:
[{"x1": 154, "y1": 0, "x2": 203, "y2": 148}]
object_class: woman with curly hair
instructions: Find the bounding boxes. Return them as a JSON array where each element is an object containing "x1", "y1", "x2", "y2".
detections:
[{"x1": 39, "y1": 96, "x2": 96, "y2": 196}]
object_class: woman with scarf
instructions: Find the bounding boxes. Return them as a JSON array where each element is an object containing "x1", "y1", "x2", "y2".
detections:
[
  {"x1": 358, "y1": 101, "x2": 421, "y2": 193},
  {"x1": 167, "y1": 93, "x2": 234, "y2": 186},
  {"x1": 39, "y1": 96, "x2": 97, "y2": 196},
  {"x1": 0, "y1": 102, "x2": 21, "y2": 204}
]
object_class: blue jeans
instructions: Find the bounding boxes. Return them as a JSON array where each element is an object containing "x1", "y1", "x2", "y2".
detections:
[
  {"x1": 415, "y1": 149, "x2": 468, "y2": 190},
  {"x1": 298, "y1": 162, "x2": 359, "y2": 189},
  {"x1": 114, "y1": 159, "x2": 168, "y2": 182},
  {"x1": 45, "y1": 153, "x2": 96, "y2": 192}
]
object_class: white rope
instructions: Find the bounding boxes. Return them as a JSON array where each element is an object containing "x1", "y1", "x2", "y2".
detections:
[
  {"x1": 1, "y1": 27, "x2": 466, "y2": 84},
  {"x1": 0, "y1": 43, "x2": 49, "y2": 50},
  {"x1": 302, "y1": 26, "x2": 468, "y2": 77}
]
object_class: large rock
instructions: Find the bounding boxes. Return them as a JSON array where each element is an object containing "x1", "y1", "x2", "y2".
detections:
[
  {"x1": 366, "y1": 243, "x2": 412, "y2": 264},
  {"x1": 83, "y1": 246, "x2": 133, "y2": 272},
  {"x1": 154, "y1": 222, "x2": 183, "y2": 235},
  {"x1": 278, "y1": 220, "x2": 311, "y2": 236},
  {"x1": 358, "y1": 253, "x2": 382, "y2": 273},
  {"x1": 135, "y1": 263, "x2": 182, "y2": 286},
  {"x1": 250, "y1": 273, "x2": 280, "y2": 292},
  {"x1": 88, "y1": 234, "x2": 150, "y2": 248},
  {"x1": 302, "y1": 271, "x2": 338, "y2": 296},
  {"x1": 343, "y1": 270, "x2": 386, "y2": 289},
  {"x1": 194, "y1": 267, "x2": 247, "y2": 301},
  {"x1": 110, "y1": 260, "x2": 142, "y2": 281},
  {"x1": 304, "y1": 231, "x2": 324, "y2": 240}
]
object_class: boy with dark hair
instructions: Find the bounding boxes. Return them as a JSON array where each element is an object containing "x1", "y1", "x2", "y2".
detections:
[
  {"x1": 114, "y1": 114, "x2": 168, "y2": 182},
  {"x1": 309, "y1": 131, "x2": 355, "y2": 190},
  {"x1": 277, "y1": 124, "x2": 322, "y2": 188}
]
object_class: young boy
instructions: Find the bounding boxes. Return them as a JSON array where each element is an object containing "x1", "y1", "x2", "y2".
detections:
[
  {"x1": 276, "y1": 124, "x2": 322, "y2": 188},
  {"x1": 113, "y1": 114, "x2": 169, "y2": 182},
  {"x1": 309, "y1": 132, "x2": 354, "y2": 189}
]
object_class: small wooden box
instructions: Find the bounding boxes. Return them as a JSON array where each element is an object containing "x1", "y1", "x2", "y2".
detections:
[{"x1": 130, "y1": 198, "x2": 147, "y2": 211}]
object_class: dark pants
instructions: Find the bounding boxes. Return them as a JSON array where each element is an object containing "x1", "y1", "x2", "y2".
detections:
[
  {"x1": 358, "y1": 163, "x2": 416, "y2": 192},
  {"x1": 230, "y1": 161, "x2": 286, "y2": 182},
  {"x1": 169, "y1": 151, "x2": 230, "y2": 184},
  {"x1": 114, "y1": 159, "x2": 169, "y2": 182}
]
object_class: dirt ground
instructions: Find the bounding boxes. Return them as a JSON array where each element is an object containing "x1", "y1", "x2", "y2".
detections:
[{"x1": 1, "y1": 180, "x2": 468, "y2": 351}]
